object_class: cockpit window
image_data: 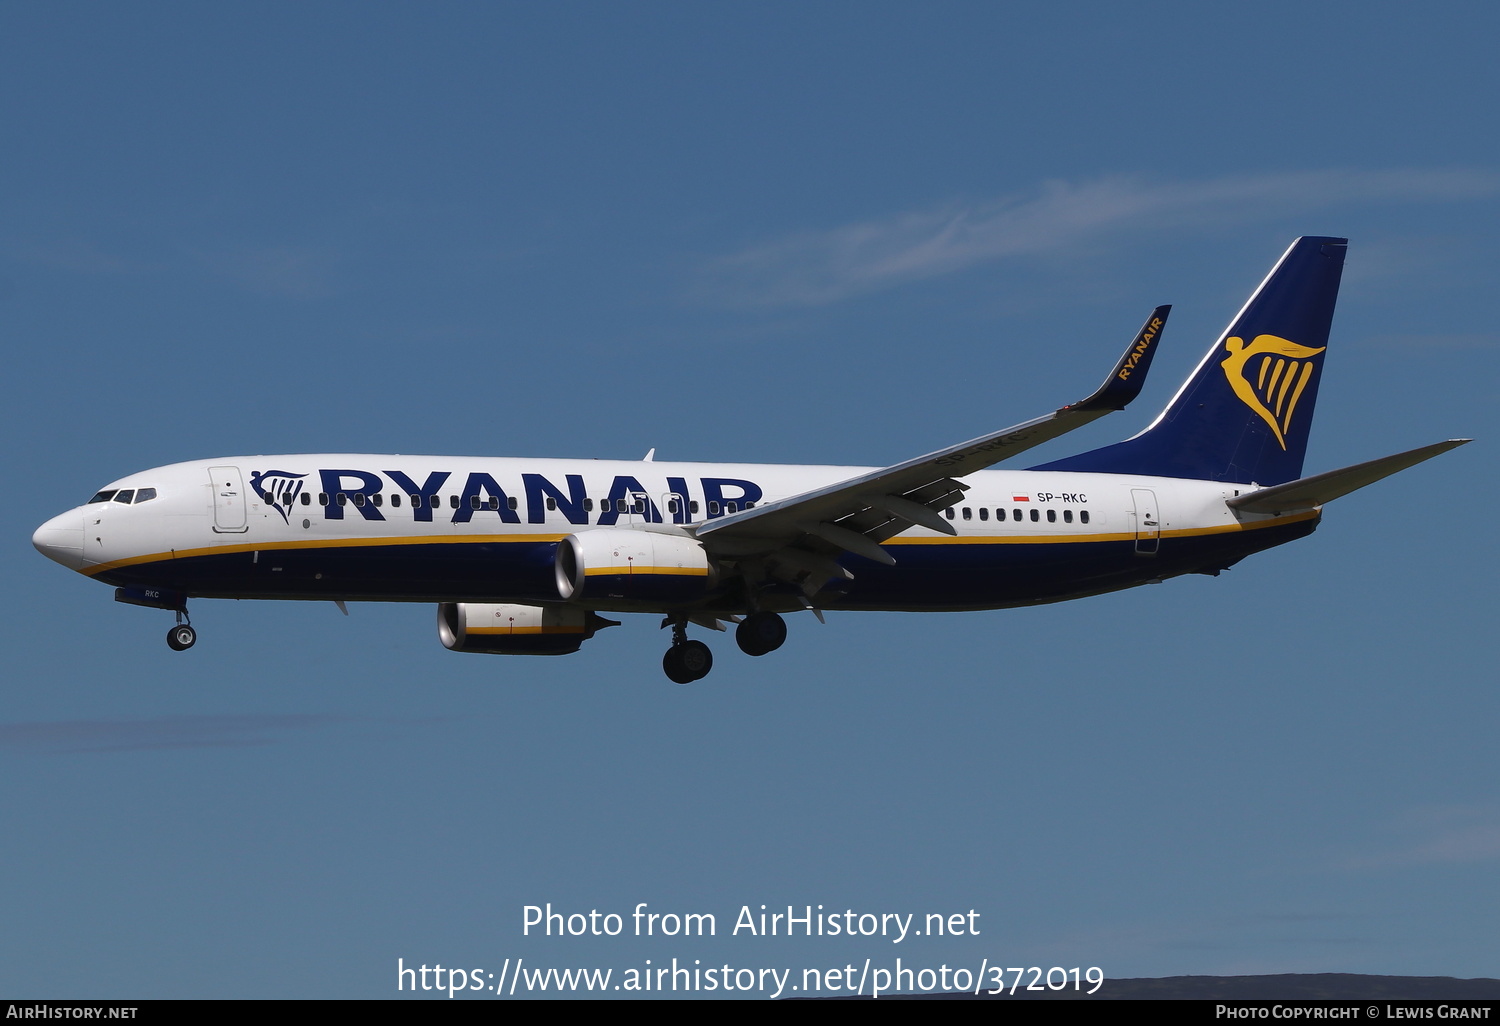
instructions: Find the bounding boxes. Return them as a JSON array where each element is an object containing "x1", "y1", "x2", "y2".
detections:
[
  {"x1": 113, "y1": 490, "x2": 136, "y2": 504},
  {"x1": 88, "y1": 490, "x2": 118, "y2": 504},
  {"x1": 135, "y1": 488, "x2": 157, "y2": 503}
]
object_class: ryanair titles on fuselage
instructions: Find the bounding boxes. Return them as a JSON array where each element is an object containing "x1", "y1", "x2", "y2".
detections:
[{"x1": 248, "y1": 467, "x2": 765, "y2": 527}]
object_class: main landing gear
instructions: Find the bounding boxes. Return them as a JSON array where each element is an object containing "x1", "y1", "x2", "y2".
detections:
[
  {"x1": 663, "y1": 619, "x2": 713, "y2": 684},
  {"x1": 735, "y1": 611, "x2": 787, "y2": 657},
  {"x1": 166, "y1": 610, "x2": 196, "y2": 651},
  {"x1": 661, "y1": 610, "x2": 791, "y2": 683}
]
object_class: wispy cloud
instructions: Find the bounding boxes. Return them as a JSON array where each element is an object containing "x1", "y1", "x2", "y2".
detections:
[
  {"x1": 6, "y1": 236, "x2": 344, "y2": 299},
  {"x1": 188, "y1": 244, "x2": 344, "y2": 299},
  {"x1": 10, "y1": 238, "x2": 164, "y2": 276},
  {"x1": 702, "y1": 169, "x2": 1500, "y2": 307},
  {"x1": 0, "y1": 714, "x2": 347, "y2": 754},
  {"x1": 1361, "y1": 333, "x2": 1500, "y2": 350},
  {"x1": 1348, "y1": 805, "x2": 1500, "y2": 869}
]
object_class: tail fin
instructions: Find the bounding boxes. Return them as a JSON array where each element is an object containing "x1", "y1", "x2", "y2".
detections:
[{"x1": 1033, "y1": 236, "x2": 1348, "y2": 485}]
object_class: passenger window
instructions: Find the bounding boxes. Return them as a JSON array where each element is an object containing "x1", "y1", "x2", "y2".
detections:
[
  {"x1": 1080, "y1": 510, "x2": 1090, "y2": 524},
  {"x1": 488, "y1": 497, "x2": 500, "y2": 510},
  {"x1": 354, "y1": 493, "x2": 366, "y2": 507},
  {"x1": 1063, "y1": 509, "x2": 1073, "y2": 523},
  {"x1": 1029, "y1": 509, "x2": 1039, "y2": 522},
  {"x1": 546, "y1": 497, "x2": 557, "y2": 511},
  {"x1": 978, "y1": 508, "x2": 988, "y2": 521},
  {"x1": 667, "y1": 497, "x2": 679, "y2": 514},
  {"x1": 319, "y1": 493, "x2": 329, "y2": 506},
  {"x1": 470, "y1": 496, "x2": 480, "y2": 510},
  {"x1": 601, "y1": 499, "x2": 612, "y2": 513},
  {"x1": 88, "y1": 491, "x2": 117, "y2": 504},
  {"x1": 723, "y1": 501, "x2": 737, "y2": 514},
  {"x1": 745, "y1": 501, "x2": 755, "y2": 509},
  {"x1": 113, "y1": 490, "x2": 136, "y2": 504},
  {"x1": 391, "y1": 494, "x2": 401, "y2": 507},
  {"x1": 410, "y1": 494, "x2": 421, "y2": 507},
  {"x1": 690, "y1": 501, "x2": 699, "y2": 514},
  {"x1": 337, "y1": 493, "x2": 348, "y2": 506},
  {"x1": 135, "y1": 488, "x2": 157, "y2": 503},
  {"x1": 962, "y1": 508, "x2": 972, "y2": 520},
  {"x1": 1013, "y1": 509, "x2": 1022, "y2": 521},
  {"x1": 508, "y1": 496, "x2": 518, "y2": 511},
  {"x1": 584, "y1": 498, "x2": 594, "y2": 512},
  {"x1": 1046, "y1": 509, "x2": 1056, "y2": 523},
  {"x1": 371, "y1": 493, "x2": 382, "y2": 507},
  {"x1": 945, "y1": 508, "x2": 955, "y2": 520},
  {"x1": 708, "y1": 501, "x2": 720, "y2": 515},
  {"x1": 299, "y1": 493, "x2": 310, "y2": 505},
  {"x1": 449, "y1": 495, "x2": 459, "y2": 509}
]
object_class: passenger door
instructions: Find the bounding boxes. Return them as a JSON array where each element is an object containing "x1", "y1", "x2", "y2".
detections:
[
  {"x1": 209, "y1": 466, "x2": 250, "y2": 533},
  {"x1": 1131, "y1": 488, "x2": 1160, "y2": 556}
]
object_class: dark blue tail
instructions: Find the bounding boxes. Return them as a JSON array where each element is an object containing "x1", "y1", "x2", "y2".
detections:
[{"x1": 1032, "y1": 237, "x2": 1347, "y2": 486}]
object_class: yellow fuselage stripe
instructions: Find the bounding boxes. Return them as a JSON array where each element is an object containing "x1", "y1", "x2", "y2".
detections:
[
  {"x1": 467, "y1": 626, "x2": 585, "y2": 635},
  {"x1": 82, "y1": 533, "x2": 571, "y2": 576},
  {"x1": 582, "y1": 566, "x2": 709, "y2": 576},
  {"x1": 82, "y1": 511, "x2": 1316, "y2": 576},
  {"x1": 883, "y1": 509, "x2": 1317, "y2": 545}
]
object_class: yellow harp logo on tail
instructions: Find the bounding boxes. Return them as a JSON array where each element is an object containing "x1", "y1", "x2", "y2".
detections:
[{"x1": 1221, "y1": 334, "x2": 1327, "y2": 450}]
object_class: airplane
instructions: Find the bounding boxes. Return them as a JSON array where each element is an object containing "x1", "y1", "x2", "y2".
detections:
[{"x1": 32, "y1": 236, "x2": 1469, "y2": 683}]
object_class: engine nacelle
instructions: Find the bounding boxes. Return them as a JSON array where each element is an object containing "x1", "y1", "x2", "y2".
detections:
[
  {"x1": 555, "y1": 529, "x2": 717, "y2": 604},
  {"x1": 437, "y1": 602, "x2": 615, "y2": 656}
]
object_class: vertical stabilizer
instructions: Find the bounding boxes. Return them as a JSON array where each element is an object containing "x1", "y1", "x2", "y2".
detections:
[{"x1": 1033, "y1": 237, "x2": 1347, "y2": 485}]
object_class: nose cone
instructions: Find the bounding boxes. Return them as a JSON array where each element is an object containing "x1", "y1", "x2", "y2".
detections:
[{"x1": 33, "y1": 510, "x2": 85, "y2": 571}]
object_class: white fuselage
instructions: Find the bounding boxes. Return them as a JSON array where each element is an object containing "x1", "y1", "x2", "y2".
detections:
[{"x1": 34, "y1": 454, "x2": 1314, "y2": 614}]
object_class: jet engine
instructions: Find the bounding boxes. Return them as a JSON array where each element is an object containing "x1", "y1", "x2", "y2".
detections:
[
  {"x1": 437, "y1": 602, "x2": 617, "y2": 656},
  {"x1": 555, "y1": 529, "x2": 717, "y2": 603}
]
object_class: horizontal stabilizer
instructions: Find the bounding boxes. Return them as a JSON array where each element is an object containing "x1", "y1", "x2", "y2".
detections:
[{"x1": 1227, "y1": 439, "x2": 1470, "y2": 514}]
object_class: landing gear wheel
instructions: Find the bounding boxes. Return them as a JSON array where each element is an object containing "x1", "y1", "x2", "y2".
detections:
[
  {"x1": 663, "y1": 640, "x2": 713, "y2": 684},
  {"x1": 166, "y1": 624, "x2": 197, "y2": 651},
  {"x1": 736, "y1": 611, "x2": 787, "y2": 656}
]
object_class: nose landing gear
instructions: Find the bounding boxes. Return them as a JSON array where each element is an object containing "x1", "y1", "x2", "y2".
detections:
[{"x1": 166, "y1": 608, "x2": 196, "y2": 651}]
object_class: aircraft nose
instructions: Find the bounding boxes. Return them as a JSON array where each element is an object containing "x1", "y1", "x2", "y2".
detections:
[{"x1": 33, "y1": 510, "x2": 85, "y2": 571}]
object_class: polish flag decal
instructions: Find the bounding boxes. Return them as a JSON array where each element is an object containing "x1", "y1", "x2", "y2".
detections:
[{"x1": 1012, "y1": 495, "x2": 1030, "y2": 502}]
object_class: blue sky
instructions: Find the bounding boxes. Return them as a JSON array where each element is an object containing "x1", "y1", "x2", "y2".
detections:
[{"x1": 2, "y1": 2, "x2": 1497, "y2": 998}]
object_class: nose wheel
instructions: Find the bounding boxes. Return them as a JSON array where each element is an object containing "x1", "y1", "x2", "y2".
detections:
[{"x1": 166, "y1": 623, "x2": 197, "y2": 651}]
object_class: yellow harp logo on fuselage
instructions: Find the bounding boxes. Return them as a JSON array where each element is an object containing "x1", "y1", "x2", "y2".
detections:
[{"x1": 1221, "y1": 334, "x2": 1327, "y2": 450}]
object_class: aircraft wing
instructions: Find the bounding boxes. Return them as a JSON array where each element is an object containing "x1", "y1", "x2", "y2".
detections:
[{"x1": 695, "y1": 307, "x2": 1170, "y2": 572}]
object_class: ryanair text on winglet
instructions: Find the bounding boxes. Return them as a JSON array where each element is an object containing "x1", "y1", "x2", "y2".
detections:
[{"x1": 1117, "y1": 316, "x2": 1165, "y2": 381}]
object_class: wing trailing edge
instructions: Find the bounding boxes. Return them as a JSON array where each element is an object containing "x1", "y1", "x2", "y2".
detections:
[
  {"x1": 690, "y1": 309, "x2": 1170, "y2": 582},
  {"x1": 696, "y1": 306, "x2": 1170, "y2": 566}
]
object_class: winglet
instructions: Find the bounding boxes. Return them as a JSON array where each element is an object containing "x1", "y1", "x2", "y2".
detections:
[{"x1": 1066, "y1": 305, "x2": 1171, "y2": 413}]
